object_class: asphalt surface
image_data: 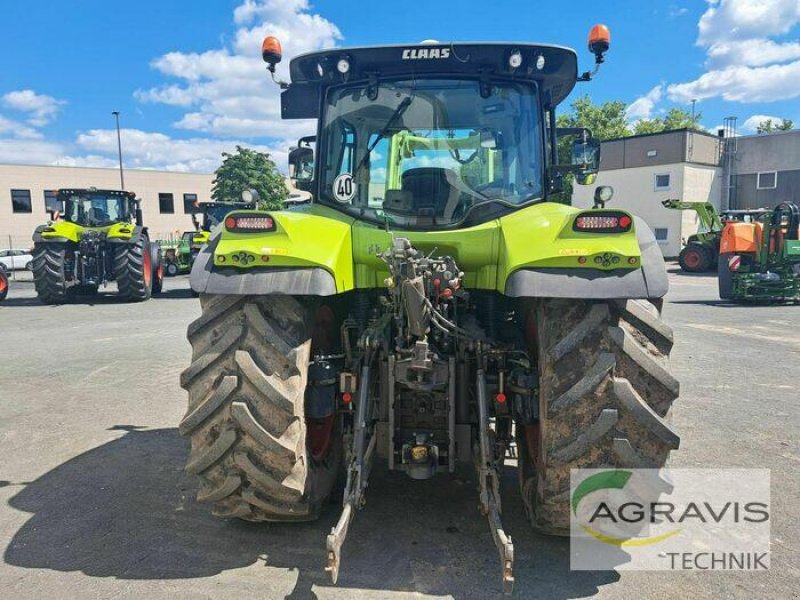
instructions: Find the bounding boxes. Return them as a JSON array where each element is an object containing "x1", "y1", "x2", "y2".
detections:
[{"x1": 0, "y1": 267, "x2": 797, "y2": 599}]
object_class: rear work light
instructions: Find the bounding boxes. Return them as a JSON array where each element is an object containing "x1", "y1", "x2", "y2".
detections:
[
  {"x1": 573, "y1": 211, "x2": 633, "y2": 233},
  {"x1": 224, "y1": 214, "x2": 276, "y2": 233}
]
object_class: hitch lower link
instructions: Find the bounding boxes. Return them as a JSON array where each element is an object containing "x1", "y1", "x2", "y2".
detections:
[
  {"x1": 325, "y1": 364, "x2": 375, "y2": 583},
  {"x1": 476, "y1": 369, "x2": 515, "y2": 593},
  {"x1": 324, "y1": 364, "x2": 514, "y2": 594}
]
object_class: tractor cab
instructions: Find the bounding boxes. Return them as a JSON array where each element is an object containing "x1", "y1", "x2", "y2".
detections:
[
  {"x1": 55, "y1": 189, "x2": 141, "y2": 229},
  {"x1": 276, "y1": 41, "x2": 604, "y2": 229}
]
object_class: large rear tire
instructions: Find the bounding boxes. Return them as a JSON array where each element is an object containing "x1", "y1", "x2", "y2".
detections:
[
  {"x1": 518, "y1": 298, "x2": 680, "y2": 534},
  {"x1": 718, "y1": 253, "x2": 734, "y2": 300},
  {"x1": 32, "y1": 244, "x2": 68, "y2": 304},
  {"x1": 678, "y1": 244, "x2": 712, "y2": 272},
  {"x1": 179, "y1": 294, "x2": 340, "y2": 521},
  {"x1": 114, "y1": 236, "x2": 152, "y2": 302}
]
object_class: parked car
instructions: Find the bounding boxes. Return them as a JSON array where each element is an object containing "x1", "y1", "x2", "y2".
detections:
[{"x1": 0, "y1": 249, "x2": 33, "y2": 271}]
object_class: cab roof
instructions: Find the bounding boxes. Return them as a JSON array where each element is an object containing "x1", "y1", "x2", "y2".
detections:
[
  {"x1": 282, "y1": 42, "x2": 578, "y2": 119},
  {"x1": 57, "y1": 188, "x2": 134, "y2": 198}
]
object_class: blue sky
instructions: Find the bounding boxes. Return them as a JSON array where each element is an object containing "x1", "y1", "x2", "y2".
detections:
[{"x1": 0, "y1": 0, "x2": 798, "y2": 172}]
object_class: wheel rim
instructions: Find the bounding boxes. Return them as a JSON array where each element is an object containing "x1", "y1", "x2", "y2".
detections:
[
  {"x1": 143, "y1": 248, "x2": 152, "y2": 288},
  {"x1": 684, "y1": 249, "x2": 702, "y2": 269}
]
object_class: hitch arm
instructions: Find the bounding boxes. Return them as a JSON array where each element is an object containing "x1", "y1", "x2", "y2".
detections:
[
  {"x1": 325, "y1": 363, "x2": 375, "y2": 583},
  {"x1": 476, "y1": 369, "x2": 515, "y2": 593}
]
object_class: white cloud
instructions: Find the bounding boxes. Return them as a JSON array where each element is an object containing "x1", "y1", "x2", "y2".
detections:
[
  {"x1": 1, "y1": 90, "x2": 66, "y2": 126},
  {"x1": 669, "y1": 6, "x2": 689, "y2": 18},
  {"x1": 135, "y1": 0, "x2": 341, "y2": 139},
  {"x1": 742, "y1": 113, "x2": 792, "y2": 132},
  {"x1": 625, "y1": 85, "x2": 663, "y2": 121},
  {"x1": 74, "y1": 128, "x2": 288, "y2": 173},
  {"x1": 706, "y1": 38, "x2": 800, "y2": 68},
  {"x1": 698, "y1": 0, "x2": 800, "y2": 45},
  {"x1": 668, "y1": 0, "x2": 800, "y2": 104},
  {"x1": 668, "y1": 60, "x2": 800, "y2": 102},
  {"x1": 0, "y1": 138, "x2": 66, "y2": 164},
  {"x1": 0, "y1": 113, "x2": 43, "y2": 139}
]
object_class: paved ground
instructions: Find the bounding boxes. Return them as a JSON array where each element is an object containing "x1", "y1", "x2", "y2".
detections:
[{"x1": 0, "y1": 268, "x2": 797, "y2": 599}]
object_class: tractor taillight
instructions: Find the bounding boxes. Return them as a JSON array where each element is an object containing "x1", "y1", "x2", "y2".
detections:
[
  {"x1": 573, "y1": 211, "x2": 633, "y2": 233},
  {"x1": 224, "y1": 213, "x2": 276, "y2": 233}
]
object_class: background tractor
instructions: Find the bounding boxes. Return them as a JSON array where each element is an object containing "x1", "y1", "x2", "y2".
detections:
[
  {"x1": 180, "y1": 30, "x2": 680, "y2": 592},
  {"x1": 160, "y1": 231, "x2": 197, "y2": 276},
  {"x1": 718, "y1": 202, "x2": 800, "y2": 302},
  {"x1": 32, "y1": 188, "x2": 163, "y2": 303},
  {"x1": 662, "y1": 199, "x2": 770, "y2": 273}
]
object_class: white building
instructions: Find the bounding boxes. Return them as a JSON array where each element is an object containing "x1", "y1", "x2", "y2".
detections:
[
  {"x1": 0, "y1": 163, "x2": 214, "y2": 249},
  {"x1": 572, "y1": 129, "x2": 723, "y2": 258}
]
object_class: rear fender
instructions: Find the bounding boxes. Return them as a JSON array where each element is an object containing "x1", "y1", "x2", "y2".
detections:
[
  {"x1": 504, "y1": 217, "x2": 669, "y2": 299},
  {"x1": 105, "y1": 224, "x2": 146, "y2": 244},
  {"x1": 191, "y1": 208, "x2": 353, "y2": 296}
]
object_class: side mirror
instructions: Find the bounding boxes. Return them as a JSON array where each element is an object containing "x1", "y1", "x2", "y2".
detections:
[
  {"x1": 572, "y1": 137, "x2": 600, "y2": 185},
  {"x1": 288, "y1": 146, "x2": 314, "y2": 193}
]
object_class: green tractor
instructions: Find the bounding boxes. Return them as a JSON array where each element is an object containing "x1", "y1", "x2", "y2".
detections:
[
  {"x1": 161, "y1": 231, "x2": 198, "y2": 277},
  {"x1": 181, "y1": 29, "x2": 680, "y2": 592},
  {"x1": 662, "y1": 199, "x2": 723, "y2": 272},
  {"x1": 32, "y1": 188, "x2": 163, "y2": 303},
  {"x1": 662, "y1": 199, "x2": 771, "y2": 273},
  {"x1": 718, "y1": 202, "x2": 800, "y2": 301}
]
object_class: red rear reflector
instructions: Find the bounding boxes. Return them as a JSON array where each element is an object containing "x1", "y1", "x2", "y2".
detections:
[
  {"x1": 619, "y1": 215, "x2": 632, "y2": 228},
  {"x1": 495, "y1": 393, "x2": 507, "y2": 404},
  {"x1": 342, "y1": 392, "x2": 352, "y2": 404},
  {"x1": 224, "y1": 216, "x2": 237, "y2": 229}
]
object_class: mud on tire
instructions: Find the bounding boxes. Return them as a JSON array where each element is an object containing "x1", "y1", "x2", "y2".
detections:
[
  {"x1": 179, "y1": 294, "x2": 340, "y2": 521},
  {"x1": 114, "y1": 236, "x2": 152, "y2": 301},
  {"x1": 32, "y1": 244, "x2": 68, "y2": 304},
  {"x1": 518, "y1": 298, "x2": 680, "y2": 534}
]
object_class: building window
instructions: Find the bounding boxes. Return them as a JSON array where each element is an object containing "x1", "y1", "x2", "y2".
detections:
[
  {"x1": 159, "y1": 193, "x2": 175, "y2": 214},
  {"x1": 654, "y1": 174, "x2": 671, "y2": 191},
  {"x1": 183, "y1": 193, "x2": 198, "y2": 214},
  {"x1": 654, "y1": 228, "x2": 669, "y2": 243},
  {"x1": 11, "y1": 189, "x2": 32, "y2": 213},
  {"x1": 756, "y1": 171, "x2": 777, "y2": 190},
  {"x1": 44, "y1": 190, "x2": 59, "y2": 212}
]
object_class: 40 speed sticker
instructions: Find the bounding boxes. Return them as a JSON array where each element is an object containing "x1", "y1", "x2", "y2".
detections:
[{"x1": 333, "y1": 173, "x2": 356, "y2": 203}]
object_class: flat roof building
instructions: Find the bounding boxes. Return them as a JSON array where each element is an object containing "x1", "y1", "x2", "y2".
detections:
[{"x1": 0, "y1": 163, "x2": 214, "y2": 250}]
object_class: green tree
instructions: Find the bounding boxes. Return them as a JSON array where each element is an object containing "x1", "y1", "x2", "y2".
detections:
[
  {"x1": 633, "y1": 108, "x2": 703, "y2": 136},
  {"x1": 756, "y1": 118, "x2": 794, "y2": 134},
  {"x1": 211, "y1": 146, "x2": 288, "y2": 210},
  {"x1": 556, "y1": 95, "x2": 630, "y2": 141}
]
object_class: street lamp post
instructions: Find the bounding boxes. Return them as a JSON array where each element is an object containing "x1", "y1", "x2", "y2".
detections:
[{"x1": 112, "y1": 111, "x2": 125, "y2": 189}]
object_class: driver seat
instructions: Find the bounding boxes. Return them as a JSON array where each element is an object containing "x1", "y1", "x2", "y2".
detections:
[{"x1": 401, "y1": 168, "x2": 463, "y2": 222}]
